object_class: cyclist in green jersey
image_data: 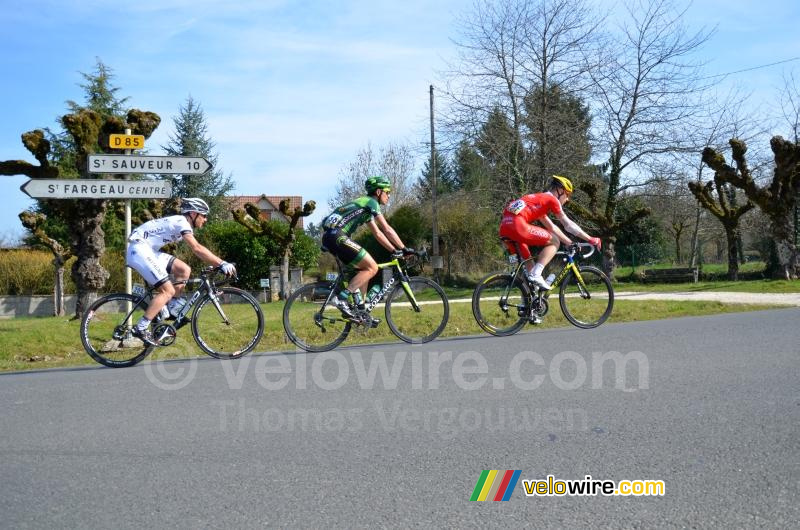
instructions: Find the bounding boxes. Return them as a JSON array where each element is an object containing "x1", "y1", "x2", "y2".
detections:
[{"x1": 321, "y1": 176, "x2": 414, "y2": 320}]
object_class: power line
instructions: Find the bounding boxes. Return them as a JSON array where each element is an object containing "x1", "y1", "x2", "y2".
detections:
[{"x1": 700, "y1": 56, "x2": 800, "y2": 80}]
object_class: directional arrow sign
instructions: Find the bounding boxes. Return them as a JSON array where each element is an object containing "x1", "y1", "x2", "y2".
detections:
[
  {"x1": 87, "y1": 154, "x2": 212, "y2": 175},
  {"x1": 20, "y1": 179, "x2": 172, "y2": 199}
]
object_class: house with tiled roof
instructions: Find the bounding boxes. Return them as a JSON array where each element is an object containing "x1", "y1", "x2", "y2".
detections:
[{"x1": 224, "y1": 195, "x2": 304, "y2": 228}]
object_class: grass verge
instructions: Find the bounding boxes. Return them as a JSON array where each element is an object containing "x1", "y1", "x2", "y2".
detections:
[{"x1": 0, "y1": 298, "x2": 788, "y2": 373}]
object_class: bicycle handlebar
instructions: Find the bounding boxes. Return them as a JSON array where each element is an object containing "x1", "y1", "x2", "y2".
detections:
[{"x1": 558, "y1": 242, "x2": 596, "y2": 260}]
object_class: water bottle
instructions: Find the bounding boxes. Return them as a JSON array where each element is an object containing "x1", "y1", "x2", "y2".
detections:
[
  {"x1": 169, "y1": 297, "x2": 187, "y2": 318},
  {"x1": 367, "y1": 284, "x2": 382, "y2": 303},
  {"x1": 159, "y1": 305, "x2": 170, "y2": 321},
  {"x1": 545, "y1": 273, "x2": 556, "y2": 285}
]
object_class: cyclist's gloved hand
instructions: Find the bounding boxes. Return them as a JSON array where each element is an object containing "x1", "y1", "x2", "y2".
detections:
[
  {"x1": 220, "y1": 261, "x2": 237, "y2": 276},
  {"x1": 402, "y1": 247, "x2": 416, "y2": 256},
  {"x1": 588, "y1": 237, "x2": 602, "y2": 249}
]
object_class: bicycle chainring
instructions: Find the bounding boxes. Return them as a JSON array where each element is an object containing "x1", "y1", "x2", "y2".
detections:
[
  {"x1": 152, "y1": 323, "x2": 177, "y2": 346},
  {"x1": 532, "y1": 297, "x2": 549, "y2": 318}
]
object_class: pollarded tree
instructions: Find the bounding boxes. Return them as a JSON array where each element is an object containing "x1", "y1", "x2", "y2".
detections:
[
  {"x1": 687, "y1": 171, "x2": 754, "y2": 280},
  {"x1": 0, "y1": 61, "x2": 160, "y2": 317},
  {"x1": 701, "y1": 137, "x2": 800, "y2": 279},
  {"x1": 234, "y1": 199, "x2": 317, "y2": 299}
]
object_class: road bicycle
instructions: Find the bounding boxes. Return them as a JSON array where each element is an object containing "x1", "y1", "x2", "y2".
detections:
[
  {"x1": 472, "y1": 241, "x2": 613, "y2": 336},
  {"x1": 283, "y1": 249, "x2": 449, "y2": 352},
  {"x1": 80, "y1": 265, "x2": 264, "y2": 367}
]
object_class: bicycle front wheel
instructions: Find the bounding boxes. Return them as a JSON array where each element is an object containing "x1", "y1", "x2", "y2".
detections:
[
  {"x1": 283, "y1": 281, "x2": 352, "y2": 352},
  {"x1": 80, "y1": 293, "x2": 154, "y2": 368},
  {"x1": 472, "y1": 272, "x2": 528, "y2": 336},
  {"x1": 385, "y1": 277, "x2": 449, "y2": 343},
  {"x1": 559, "y1": 265, "x2": 614, "y2": 329},
  {"x1": 192, "y1": 287, "x2": 264, "y2": 358}
]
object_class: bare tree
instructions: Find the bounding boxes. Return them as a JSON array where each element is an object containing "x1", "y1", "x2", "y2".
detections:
[
  {"x1": 442, "y1": 0, "x2": 601, "y2": 197},
  {"x1": 329, "y1": 141, "x2": 415, "y2": 215},
  {"x1": 576, "y1": 0, "x2": 712, "y2": 279},
  {"x1": 777, "y1": 69, "x2": 800, "y2": 143}
]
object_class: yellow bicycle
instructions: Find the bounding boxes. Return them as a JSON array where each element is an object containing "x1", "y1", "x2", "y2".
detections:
[
  {"x1": 472, "y1": 241, "x2": 613, "y2": 335},
  {"x1": 283, "y1": 250, "x2": 449, "y2": 352}
]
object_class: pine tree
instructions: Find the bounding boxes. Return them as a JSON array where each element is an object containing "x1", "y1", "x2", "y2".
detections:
[
  {"x1": 416, "y1": 149, "x2": 457, "y2": 201},
  {"x1": 161, "y1": 96, "x2": 233, "y2": 216}
]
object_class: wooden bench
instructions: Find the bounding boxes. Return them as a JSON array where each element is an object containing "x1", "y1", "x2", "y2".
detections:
[{"x1": 641, "y1": 267, "x2": 699, "y2": 284}]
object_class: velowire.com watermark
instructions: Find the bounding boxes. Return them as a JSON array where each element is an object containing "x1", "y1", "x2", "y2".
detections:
[{"x1": 145, "y1": 348, "x2": 649, "y2": 393}]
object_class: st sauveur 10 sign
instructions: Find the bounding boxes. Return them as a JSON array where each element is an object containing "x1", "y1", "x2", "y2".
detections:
[{"x1": 88, "y1": 154, "x2": 212, "y2": 175}]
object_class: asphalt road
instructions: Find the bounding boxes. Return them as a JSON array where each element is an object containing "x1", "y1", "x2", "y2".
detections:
[{"x1": 1, "y1": 308, "x2": 798, "y2": 528}]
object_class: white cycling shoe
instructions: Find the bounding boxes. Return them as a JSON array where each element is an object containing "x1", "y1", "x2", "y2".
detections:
[{"x1": 527, "y1": 274, "x2": 552, "y2": 290}]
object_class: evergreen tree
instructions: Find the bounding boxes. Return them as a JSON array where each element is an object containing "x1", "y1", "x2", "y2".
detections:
[
  {"x1": 416, "y1": 149, "x2": 458, "y2": 201},
  {"x1": 161, "y1": 96, "x2": 234, "y2": 217}
]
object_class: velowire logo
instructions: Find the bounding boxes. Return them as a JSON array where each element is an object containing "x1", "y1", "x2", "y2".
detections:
[{"x1": 470, "y1": 470, "x2": 522, "y2": 501}]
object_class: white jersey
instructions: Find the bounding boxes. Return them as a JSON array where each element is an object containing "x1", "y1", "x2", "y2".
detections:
[{"x1": 129, "y1": 215, "x2": 193, "y2": 251}]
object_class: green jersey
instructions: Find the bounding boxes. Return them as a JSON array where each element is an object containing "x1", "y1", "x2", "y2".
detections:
[{"x1": 322, "y1": 196, "x2": 382, "y2": 235}]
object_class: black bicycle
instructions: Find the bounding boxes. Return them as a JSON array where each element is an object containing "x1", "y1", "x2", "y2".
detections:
[
  {"x1": 283, "y1": 249, "x2": 449, "y2": 352},
  {"x1": 472, "y1": 241, "x2": 614, "y2": 335},
  {"x1": 80, "y1": 265, "x2": 264, "y2": 367}
]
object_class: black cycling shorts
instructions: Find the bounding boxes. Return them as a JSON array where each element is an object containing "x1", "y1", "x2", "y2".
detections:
[{"x1": 322, "y1": 229, "x2": 367, "y2": 266}]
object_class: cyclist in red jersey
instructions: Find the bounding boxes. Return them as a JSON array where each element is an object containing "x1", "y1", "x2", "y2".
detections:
[{"x1": 499, "y1": 175, "x2": 601, "y2": 290}]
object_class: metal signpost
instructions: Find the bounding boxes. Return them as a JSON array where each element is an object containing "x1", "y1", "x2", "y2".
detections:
[{"x1": 260, "y1": 278, "x2": 270, "y2": 303}]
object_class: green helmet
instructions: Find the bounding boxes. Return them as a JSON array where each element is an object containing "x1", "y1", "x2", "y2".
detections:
[{"x1": 365, "y1": 175, "x2": 392, "y2": 194}]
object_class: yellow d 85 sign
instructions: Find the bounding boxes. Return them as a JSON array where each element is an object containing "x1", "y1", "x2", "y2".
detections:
[{"x1": 109, "y1": 134, "x2": 145, "y2": 150}]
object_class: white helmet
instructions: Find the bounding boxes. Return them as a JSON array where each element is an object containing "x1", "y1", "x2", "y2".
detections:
[{"x1": 181, "y1": 197, "x2": 210, "y2": 215}]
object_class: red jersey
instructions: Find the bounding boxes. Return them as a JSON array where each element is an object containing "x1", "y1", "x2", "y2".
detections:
[{"x1": 501, "y1": 193, "x2": 563, "y2": 224}]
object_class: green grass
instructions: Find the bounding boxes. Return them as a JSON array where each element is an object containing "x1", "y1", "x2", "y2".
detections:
[{"x1": 0, "y1": 297, "x2": 788, "y2": 373}]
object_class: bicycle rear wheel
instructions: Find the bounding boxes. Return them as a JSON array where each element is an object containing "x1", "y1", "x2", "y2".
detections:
[
  {"x1": 385, "y1": 277, "x2": 449, "y2": 343},
  {"x1": 80, "y1": 293, "x2": 154, "y2": 368},
  {"x1": 283, "y1": 281, "x2": 351, "y2": 352},
  {"x1": 559, "y1": 265, "x2": 614, "y2": 329},
  {"x1": 472, "y1": 272, "x2": 528, "y2": 336},
  {"x1": 191, "y1": 287, "x2": 264, "y2": 358}
]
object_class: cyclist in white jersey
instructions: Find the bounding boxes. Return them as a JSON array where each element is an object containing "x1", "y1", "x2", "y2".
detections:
[{"x1": 125, "y1": 197, "x2": 236, "y2": 345}]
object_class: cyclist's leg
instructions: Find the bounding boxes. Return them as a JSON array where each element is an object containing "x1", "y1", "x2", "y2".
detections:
[
  {"x1": 126, "y1": 244, "x2": 175, "y2": 320},
  {"x1": 500, "y1": 217, "x2": 535, "y2": 275},
  {"x1": 323, "y1": 230, "x2": 377, "y2": 302},
  {"x1": 168, "y1": 257, "x2": 190, "y2": 298}
]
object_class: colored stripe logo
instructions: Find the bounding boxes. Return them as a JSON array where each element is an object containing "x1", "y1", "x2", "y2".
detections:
[{"x1": 470, "y1": 470, "x2": 522, "y2": 501}]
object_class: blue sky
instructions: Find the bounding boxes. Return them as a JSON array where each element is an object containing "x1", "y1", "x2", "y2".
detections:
[{"x1": 1, "y1": 0, "x2": 799, "y2": 243}]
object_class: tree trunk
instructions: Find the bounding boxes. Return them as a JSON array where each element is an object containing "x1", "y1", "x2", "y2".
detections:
[
  {"x1": 71, "y1": 201, "x2": 109, "y2": 318},
  {"x1": 602, "y1": 239, "x2": 617, "y2": 281},
  {"x1": 724, "y1": 225, "x2": 739, "y2": 281},
  {"x1": 768, "y1": 212, "x2": 798, "y2": 280},
  {"x1": 675, "y1": 235, "x2": 682, "y2": 265},
  {"x1": 281, "y1": 250, "x2": 291, "y2": 300}
]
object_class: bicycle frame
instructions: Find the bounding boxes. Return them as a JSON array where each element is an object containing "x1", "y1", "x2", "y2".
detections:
[
  {"x1": 504, "y1": 244, "x2": 593, "y2": 299},
  {"x1": 324, "y1": 256, "x2": 422, "y2": 316},
  {"x1": 130, "y1": 268, "x2": 229, "y2": 331}
]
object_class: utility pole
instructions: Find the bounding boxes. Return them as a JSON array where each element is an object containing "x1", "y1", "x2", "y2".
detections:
[{"x1": 429, "y1": 85, "x2": 442, "y2": 279}]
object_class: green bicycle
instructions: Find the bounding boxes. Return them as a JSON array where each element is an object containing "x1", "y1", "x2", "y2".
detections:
[
  {"x1": 283, "y1": 249, "x2": 449, "y2": 352},
  {"x1": 472, "y1": 241, "x2": 614, "y2": 336}
]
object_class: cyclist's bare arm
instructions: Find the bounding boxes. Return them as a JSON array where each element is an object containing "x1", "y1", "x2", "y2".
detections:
[
  {"x1": 556, "y1": 212, "x2": 592, "y2": 241},
  {"x1": 373, "y1": 215, "x2": 405, "y2": 250},
  {"x1": 539, "y1": 216, "x2": 572, "y2": 245},
  {"x1": 183, "y1": 233, "x2": 225, "y2": 267}
]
